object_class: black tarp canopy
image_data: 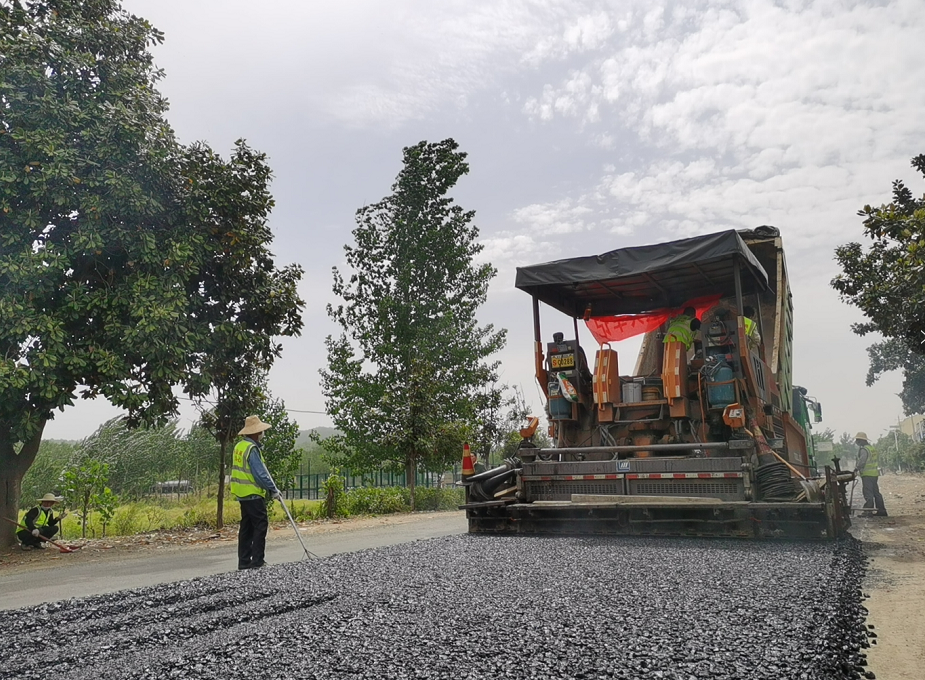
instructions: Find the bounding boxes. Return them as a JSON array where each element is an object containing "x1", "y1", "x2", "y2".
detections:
[{"x1": 514, "y1": 230, "x2": 769, "y2": 318}]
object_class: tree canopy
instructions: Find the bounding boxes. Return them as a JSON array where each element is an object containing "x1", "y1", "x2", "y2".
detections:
[
  {"x1": 319, "y1": 139, "x2": 506, "y2": 502},
  {"x1": 832, "y1": 154, "x2": 925, "y2": 414},
  {"x1": 0, "y1": 0, "x2": 302, "y2": 546}
]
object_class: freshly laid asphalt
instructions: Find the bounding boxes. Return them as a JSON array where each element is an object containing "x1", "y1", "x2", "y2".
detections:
[
  {"x1": 0, "y1": 532, "x2": 870, "y2": 680},
  {"x1": 0, "y1": 512, "x2": 468, "y2": 610}
]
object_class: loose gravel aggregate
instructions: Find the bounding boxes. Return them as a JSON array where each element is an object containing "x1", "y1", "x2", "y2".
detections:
[{"x1": 0, "y1": 534, "x2": 870, "y2": 680}]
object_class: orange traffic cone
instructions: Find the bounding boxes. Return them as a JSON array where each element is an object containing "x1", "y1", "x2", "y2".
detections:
[{"x1": 462, "y1": 443, "x2": 475, "y2": 477}]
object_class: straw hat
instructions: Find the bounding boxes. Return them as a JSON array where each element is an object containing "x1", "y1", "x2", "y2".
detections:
[
  {"x1": 37, "y1": 493, "x2": 60, "y2": 504},
  {"x1": 238, "y1": 415, "x2": 272, "y2": 436},
  {"x1": 854, "y1": 432, "x2": 869, "y2": 443}
]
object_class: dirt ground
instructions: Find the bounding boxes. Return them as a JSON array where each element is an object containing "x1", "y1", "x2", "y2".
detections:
[
  {"x1": 851, "y1": 473, "x2": 925, "y2": 680},
  {"x1": 0, "y1": 511, "x2": 456, "y2": 574}
]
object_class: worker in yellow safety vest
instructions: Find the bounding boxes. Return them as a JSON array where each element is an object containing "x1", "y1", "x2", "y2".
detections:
[
  {"x1": 742, "y1": 306, "x2": 761, "y2": 351},
  {"x1": 663, "y1": 307, "x2": 701, "y2": 351},
  {"x1": 17, "y1": 493, "x2": 66, "y2": 549},
  {"x1": 662, "y1": 307, "x2": 702, "y2": 402},
  {"x1": 854, "y1": 432, "x2": 887, "y2": 517},
  {"x1": 232, "y1": 415, "x2": 281, "y2": 570}
]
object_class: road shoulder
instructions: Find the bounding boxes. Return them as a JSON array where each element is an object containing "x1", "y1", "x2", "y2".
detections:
[
  {"x1": 0, "y1": 510, "x2": 464, "y2": 577},
  {"x1": 852, "y1": 474, "x2": 925, "y2": 680}
]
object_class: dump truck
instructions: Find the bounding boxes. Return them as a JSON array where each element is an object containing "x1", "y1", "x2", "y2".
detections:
[{"x1": 463, "y1": 227, "x2": 852, "y2": 539}]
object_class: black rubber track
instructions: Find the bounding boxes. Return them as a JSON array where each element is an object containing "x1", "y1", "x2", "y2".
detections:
[{"x1": 0, "y1": 535, "x2": 871, "y2": 680}]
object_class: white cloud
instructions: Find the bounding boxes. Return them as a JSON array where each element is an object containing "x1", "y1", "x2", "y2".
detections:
[
  {"x1": 512, "y1": 198, "x2": 594, "y2": 235},
  {"x1": 322, "y1": 2, "x2": 571, "y2": 127},
  {"x1": 511, "y1": 0, "x2": 925, "y2": 248}
]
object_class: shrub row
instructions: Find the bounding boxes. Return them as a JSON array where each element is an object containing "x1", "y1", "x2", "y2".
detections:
[
  {"x1": 36, "y1": 486, "x2": 463, "y2": 538},
  {"x1": 46, "y1": 498, "x2": 320, "y2": 539},
  {"x1": 340, "y1": 486, "x2": 463, "y2": 516}
]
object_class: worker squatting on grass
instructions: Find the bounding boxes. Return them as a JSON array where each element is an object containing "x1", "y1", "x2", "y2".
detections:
[
  {"x1": 17, "y1": 493, "x2": 67, "y2": 549},
  {"x1": 231, "y1": 415, "x2": 283, "y2": 570}
]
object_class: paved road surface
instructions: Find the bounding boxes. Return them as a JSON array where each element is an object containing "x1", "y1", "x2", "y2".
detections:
[{"x1": 0, "y1": 512, "x2": 467, "y2": 611}]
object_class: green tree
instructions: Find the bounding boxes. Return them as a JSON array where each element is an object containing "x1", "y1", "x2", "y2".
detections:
[
  {"x1": 472, "y1": 384, "x2": 553, "y2": 467},
  {"x1": 862, "y1": 339, "x2": 925, "y2": 415},
  {"x1": 183, "y1": 140, "x2": 304, "y2": 528},
  {"x1": 0, "y1": 1, "x2": 302, "y2": 547},
  {"x1": 197, "y1": 373, "x2": 303, "y2": 528},
  {"x1": 832, "y1": 154, "x2": 925, "y2": 414},
  {"x1": 0, "y1": 0, "x2": 184, "y2": 545},
  {"x1": 319, "y1": 468, "x2": 346, "y2": 519},
  {"x1": 299, "y1": 440, "x2": 333, "y2": 477},
  {"x1": 94, "y1": 486, "x2": 118, "y2": 538},
  {"x1": 469, "y1": 383, "x2": 519, "y2": 467},
  {"x1": 196, "y1": 368, "x2": 265, "y2": 529},
  {"x1": 258, "y1": 395, "x2": 302, "y2": 493},
  {"x1": 812, "y1": 427, "x2": 840, "y2": 469},
  {"x1": 874, "y1": 429, "x2": 925, "y2": 473},
  {"x1": 77, "y1": 417, "x2": 180, "y2": 499},
  {"x1": 62, "y1": 456, "x2": 109, "y2": 538},
  {"x1": 320, "y1": 139, "x2": 506, "y2": 507},
  {"x1": 183, "y1": 425, "x2": 220, "y2": 493},
  {"x1": 20, "y1": 439, "x2": 76, "y2": 507}
]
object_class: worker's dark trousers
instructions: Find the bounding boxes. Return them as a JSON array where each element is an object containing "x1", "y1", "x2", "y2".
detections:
[
  {"x1": 238, "y1": 498, "x2": 269, "y2": 569},
  {"x1": 17, "y1": 526, "x2": 58, "y2": 548},
  {"x1": 861, "y1": 476, "x2": 887, "y2": 515}
]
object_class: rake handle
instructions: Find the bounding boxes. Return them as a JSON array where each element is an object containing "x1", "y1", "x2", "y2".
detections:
[{"x1": 1, "y1": 515, "x2": 77, "y2": 553}]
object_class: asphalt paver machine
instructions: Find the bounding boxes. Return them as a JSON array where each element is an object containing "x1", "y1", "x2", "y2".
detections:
[{"x1": 463, "y1": 228, "x2": 852, "y2": 538}]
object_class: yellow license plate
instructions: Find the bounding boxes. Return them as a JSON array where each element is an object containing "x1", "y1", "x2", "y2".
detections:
[{"x1": 551, "y1": 353, "x2": 575, "y2": 369}]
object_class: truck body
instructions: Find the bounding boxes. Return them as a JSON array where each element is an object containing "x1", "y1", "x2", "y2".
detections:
[{"x1": 463, "y1": 228, "x2": 851, "y2": 539}]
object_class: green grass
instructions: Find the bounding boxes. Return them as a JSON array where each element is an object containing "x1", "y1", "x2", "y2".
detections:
[
  {"x1": 34, "y1": 497, "x2": 322, "y2": 539},
  {"x1": 21, "y1": 486, "x2": 463, "y2": 539}
]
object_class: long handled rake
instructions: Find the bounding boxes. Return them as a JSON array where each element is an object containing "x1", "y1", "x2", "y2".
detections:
[
  {"x1": 848, "y1": 477, "x2": 858, "y2": 516},
  {"x1": 277, "y1": 497, "x2": 317, "y2": 560},
  {"x1": 2, "y1": 516, "x2": 80, "y2": 553}
]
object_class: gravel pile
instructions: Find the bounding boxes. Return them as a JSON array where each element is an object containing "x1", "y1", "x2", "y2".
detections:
[{"x1": 0, "y1": 535, "x2": 870, "y2": 680}]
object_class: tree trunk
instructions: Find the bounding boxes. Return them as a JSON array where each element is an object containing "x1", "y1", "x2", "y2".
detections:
[
  {"x1": 80, "y1": 489, "x2": 90, "y2": 538},
  {"x1": 0, "y1": 421, "x2": 47, "y2": 549},
  {"x1": 405, "y1": 454, "x2": 416, "y2": 511},
  {"x1": 217, "y1": 438, "x2": 227, "y2": 530}
]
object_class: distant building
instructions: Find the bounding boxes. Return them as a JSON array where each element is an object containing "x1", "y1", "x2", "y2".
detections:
[
  {"x1": 154, "y1": 480, "x2": 193, "y2": 494},
  {"x1": 898, "y1": 414, "x2": 925, "y2": 442}
]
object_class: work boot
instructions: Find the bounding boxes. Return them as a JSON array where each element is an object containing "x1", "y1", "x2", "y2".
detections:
[
  {"x1": 860, "y1": 510, "x2": 874, "y2": 518},
  {"x1": 873, "y1": 511, "x2": 889, "y2": 517}
]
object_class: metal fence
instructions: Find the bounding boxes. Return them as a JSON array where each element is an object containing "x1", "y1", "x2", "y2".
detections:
[{"x1": 284, "y1": 466, "x2": 463, "y2": 500}]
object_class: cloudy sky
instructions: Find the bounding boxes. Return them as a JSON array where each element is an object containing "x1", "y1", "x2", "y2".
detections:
[{"x1": 45, "y1": 0, "x2": 925, "y2": 445}]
